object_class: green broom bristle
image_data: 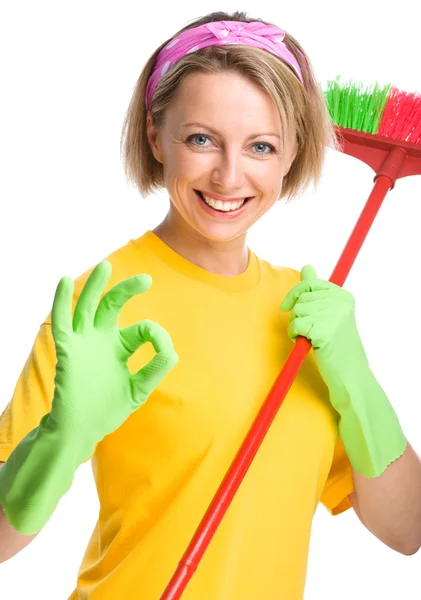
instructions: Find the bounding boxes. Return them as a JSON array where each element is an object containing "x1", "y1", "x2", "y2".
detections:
[{"x1": 322, "y1": 76, "x2": 392, "y2": 135}]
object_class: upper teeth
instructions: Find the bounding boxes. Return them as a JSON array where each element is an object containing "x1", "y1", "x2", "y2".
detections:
[{"x1": 202, "y1": 192, "x2": 246, "y2": 211}]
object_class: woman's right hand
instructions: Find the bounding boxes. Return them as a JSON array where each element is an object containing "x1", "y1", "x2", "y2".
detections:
[{"x1": 46, "y1": 260, "x2": 178, "y2": 452}]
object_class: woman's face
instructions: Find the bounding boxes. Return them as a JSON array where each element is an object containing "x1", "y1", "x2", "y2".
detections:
[{"x1": 146, "y1": 71, "x2": 298, "y2": 243}]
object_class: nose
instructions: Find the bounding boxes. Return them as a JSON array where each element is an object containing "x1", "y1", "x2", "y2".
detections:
[{"x1": 210, "y1": 149, "x2": 246, "y2": 193}]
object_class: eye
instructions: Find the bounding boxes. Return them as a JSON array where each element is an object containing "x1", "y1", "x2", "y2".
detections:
[
  {"x1": 186, "y1": 134, "x2": 277, "y2": 155},
  {"x1": 252, "y1": 142, "x2": 277, "y2": 155},
  {"x1": 187, "y1": 134, "x2": 211, "y2": 148}
]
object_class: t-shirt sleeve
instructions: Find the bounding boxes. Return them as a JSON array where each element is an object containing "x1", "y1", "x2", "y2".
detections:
[
  {"x1": 0, "y1": 322, "x2": 56, "y2": 462},
  {"x1": 0, "y1": 319, "x2": 95, "y2": 464},
  {"x1": 319, "y1": 434, "x2": 355, "y2": 516}
]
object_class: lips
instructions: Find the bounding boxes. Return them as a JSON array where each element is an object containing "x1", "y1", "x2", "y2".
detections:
[
  {"x1": 196, "y1": 189, "x2": 252, "y2": 202},
  {"x1": 194, "y1": 190, "x2": 254, "y2": 204},
  {"x1": 194, "y1": 190, "x2": 252, "y2": 218}
]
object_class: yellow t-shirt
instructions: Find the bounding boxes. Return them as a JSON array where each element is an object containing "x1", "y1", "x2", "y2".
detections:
[{"x1": 0, "y1": 230, "x2": 354, "y2": 599}]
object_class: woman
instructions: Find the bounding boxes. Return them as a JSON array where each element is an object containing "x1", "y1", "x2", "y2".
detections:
[{"x1": 0, "y1": 10, "x2": 420, "y2": 600}]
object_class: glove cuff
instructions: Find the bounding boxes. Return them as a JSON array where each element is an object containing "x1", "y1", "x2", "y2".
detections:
[
  {"x1": 0, "y1": 413, "x2": 94, "y2": 534},
  {"x1": 333, "y1": 368, "x2": 407, "y2": 477}
]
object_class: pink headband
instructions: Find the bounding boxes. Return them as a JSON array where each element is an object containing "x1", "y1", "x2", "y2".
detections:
[{"x1": 145, "y1": 20, "x2": 304, "y2": 109}]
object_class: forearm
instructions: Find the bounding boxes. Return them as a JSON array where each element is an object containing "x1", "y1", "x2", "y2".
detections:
[
  {"x1": 335, "y1": 367, "x2": 421, "y2": 553},
  {"x1": 352, "y1": 441, "x2": 421, "y2": 555},
  {"x1": 0, "y1": 464, "x2": 39, "y2": 563}
]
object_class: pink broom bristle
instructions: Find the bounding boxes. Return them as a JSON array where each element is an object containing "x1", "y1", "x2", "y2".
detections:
[{"x1": 379, "y1": 86, "x2": 421, "y2": 144}]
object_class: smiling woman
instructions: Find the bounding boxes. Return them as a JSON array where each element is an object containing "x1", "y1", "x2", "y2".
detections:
[
  {"x1": 0, "y1": 9, "x2": 387, "y2": 600},
  {"x1": 120, "y1": 12, "x2": 339, "y2": 277}
]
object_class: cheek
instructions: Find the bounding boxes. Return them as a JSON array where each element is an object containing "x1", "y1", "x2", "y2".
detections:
[
  {"x1": 165, "y1": 147, "x2": 209, "y2": 181},
  {"x1": 256, "y1": 163, "x2": 284, "y2": 192},
  {"x1": 243, "y1": 155, "x2": 285, "y2": 181}
]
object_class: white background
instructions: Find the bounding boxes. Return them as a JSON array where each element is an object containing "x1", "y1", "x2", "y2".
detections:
[{"x1": 0, "y1": 1, "x2": 420, "y2": 598}]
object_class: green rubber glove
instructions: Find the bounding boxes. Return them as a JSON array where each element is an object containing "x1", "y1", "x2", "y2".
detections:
[
  {"x1": 280, "y1": 264, "x2": 407, "y2": 478},
  {"x1": 0, "y1": 260, "x2": 178, "y2": 534}
]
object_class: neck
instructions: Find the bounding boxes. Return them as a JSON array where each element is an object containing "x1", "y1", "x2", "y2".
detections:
[{"x1": 152, "y1": 209, "x2": 249, "y2": 277}]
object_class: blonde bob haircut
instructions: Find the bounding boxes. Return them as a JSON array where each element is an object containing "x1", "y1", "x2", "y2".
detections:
[{"x1": 120, "y1": 10, "x2": 339, "y2": 203}]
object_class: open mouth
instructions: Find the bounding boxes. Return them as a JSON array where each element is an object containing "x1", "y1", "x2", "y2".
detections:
[{"x1": 194, "y1": 190, "x2": 252, "y2": 214}]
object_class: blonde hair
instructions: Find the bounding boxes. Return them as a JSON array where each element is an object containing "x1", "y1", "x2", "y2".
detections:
[{"x1": 120, "y1": 11, "x2": 339, "y2": 203}]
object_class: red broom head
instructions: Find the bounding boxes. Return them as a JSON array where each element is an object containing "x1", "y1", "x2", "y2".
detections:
[{"x1": 323, "y1": 78, "x2": 421, "y2": 181}]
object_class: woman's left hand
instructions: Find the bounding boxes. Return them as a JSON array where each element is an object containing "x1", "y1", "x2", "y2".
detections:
[{"x1": 279, "y1": 265, "x2": 370, "y2": 404}]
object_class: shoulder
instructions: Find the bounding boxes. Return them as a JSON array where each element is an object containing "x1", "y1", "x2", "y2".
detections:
[
  {"x1": 42, "y1": 235, "x2": 153, "y2": 327},
  {"x1": 256, "y1": 256, "x2": 301, "y2": 285},
  {"x1": 74, "y1": 235, "x2": 153, "y2": 295}
]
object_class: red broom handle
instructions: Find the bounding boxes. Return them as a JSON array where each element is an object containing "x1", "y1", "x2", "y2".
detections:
[{"x1": 160, "y1": 147, "x2": 407, "y2": 600}]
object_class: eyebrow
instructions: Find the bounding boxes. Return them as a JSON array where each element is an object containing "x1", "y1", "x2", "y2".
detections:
[{"x1": 182, "y1": 122, "x2": 281, "y2": 140}]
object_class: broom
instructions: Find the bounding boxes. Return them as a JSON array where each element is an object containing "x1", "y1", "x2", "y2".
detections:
[{"x1": 160, "y1": 77, "x2": 421, "y2": 599}]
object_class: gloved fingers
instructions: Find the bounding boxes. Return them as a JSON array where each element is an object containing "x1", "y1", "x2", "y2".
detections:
[
  {"x1": 280, "y1": 279, "x2": 331, "y2": 312},
  {"x1": 73, "y1": 261, "x2": 112, "y2": 333},
  {"x1": 130, "y1": 350, "x2": 179, "y2": 405},
  {"x1": 125, "y1": 320, "x2": 178, "y2": 403},
  {"x1": 291, "y1": 290, "x2": 329, "y2": 305},
  {"x1": 52, "y1": 275, "x2": 74, "y2": 341},
  {"x1": 300, "y1": 264, "x2": 319, "y2": 281},
  {"x1": 290, "y1": 299, "x2": 327, "y2": 319},
  {"x1": 94, "y1": 273, "x2": 152, "y2": 329},
  {"x1": 119, "y1": 319, "x2": 174, "y2": 356},
  {"x1": 287, "y1": 315, "x2": 317, "y2": 344}
]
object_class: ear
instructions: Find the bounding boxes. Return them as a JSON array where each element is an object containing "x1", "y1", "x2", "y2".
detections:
[{"x1": 146, "y1": 111, "x2": 163, "y2": 164}]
